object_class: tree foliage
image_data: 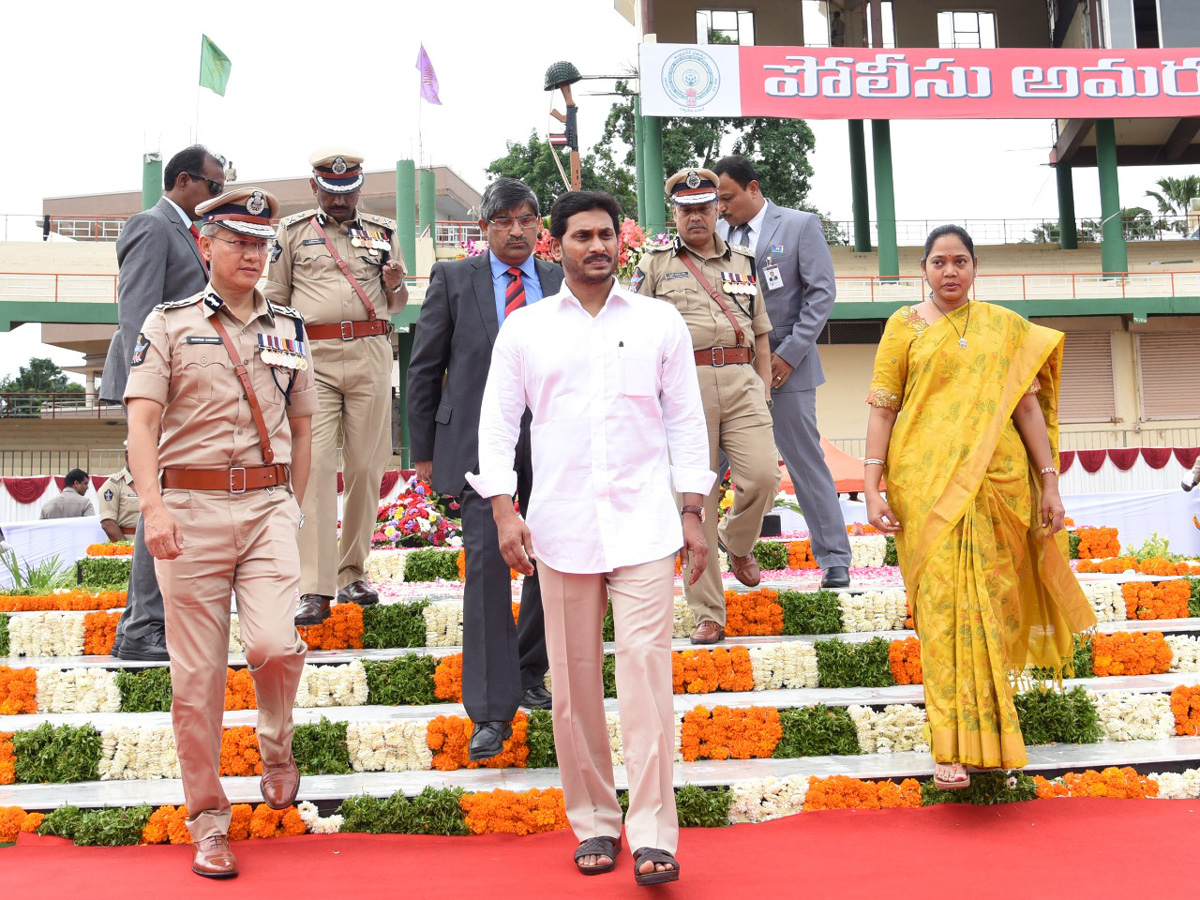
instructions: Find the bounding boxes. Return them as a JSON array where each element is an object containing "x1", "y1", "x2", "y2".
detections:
[
  {"x1": 0, "y1": 357, "x2": 84, "y2": 417},
  {"x1": 1144, "y1": 175, "x2": 1200, "y2": 234}
]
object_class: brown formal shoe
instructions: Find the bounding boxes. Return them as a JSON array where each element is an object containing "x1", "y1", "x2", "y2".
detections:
[
  {"x1": 192, "y1": 834, "x2": 238, "y2": 879},
  {"x1": 295, "y1": 593, "x2": 332, "y2": 626},
  {"x1": 690, "y1": 620, "x2": 725, "y2": 644},
  {"x1": 719, "y1": 541, "x2": 761, "y2": 586},
  {"x1": 337, "y1": 579, "x2": 379, "y2": 607},
  {"x1": 261, "y1": 756, "x2": 300, "y2": 809}
]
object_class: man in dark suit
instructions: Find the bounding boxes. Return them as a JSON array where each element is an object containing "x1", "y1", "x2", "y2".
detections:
[
  {"x1": 103, "y1": 144, "x2": 227, "y2": 660},
  {"x1": 713, "y1": 156, "x2": 852, "y2": 588},
  {"x1": 408, "y1": 178, "x2": 562, "y2": 760}
]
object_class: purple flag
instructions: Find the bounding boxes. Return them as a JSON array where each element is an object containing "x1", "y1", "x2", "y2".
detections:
[{"x1": 416, "y1": 44, "x2": 442, "y2": 105}]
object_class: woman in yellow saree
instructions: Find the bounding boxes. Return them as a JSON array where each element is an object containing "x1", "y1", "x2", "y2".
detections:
[{"x1": 864, "y1": 225, "x2": 1096, "y2": 790}]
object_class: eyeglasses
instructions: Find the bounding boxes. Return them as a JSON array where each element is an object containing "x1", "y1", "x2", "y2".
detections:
[
  {"x1": 186, "y1": 172, "x2": 224, "y2": 196},
  {"x1": 489, "y1": 214, "x2": 540, "y2": 230},
  {"x1": 211, "y1": 236, "x2": 272, "y2": 255}
]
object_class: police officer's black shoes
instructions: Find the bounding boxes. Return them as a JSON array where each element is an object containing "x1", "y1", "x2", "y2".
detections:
[
  {"x1": 337, "y1": 580, "x2": 379, "y2": 607},
  {"x1": 117, "y1": 629, "x2": 169, "y2": 661},
  {"x1": 295, "y1": 593, "x2": 333, "y2": 625},
  {"x1": 521, "y1": 685, "x2": 553, "y2": 710},
  {"x1": 468, "y1": 721, "x2": 513, "y2": 760},
  {"x1": 821, "y1": 566, "x2": 851, "y2": 589}
]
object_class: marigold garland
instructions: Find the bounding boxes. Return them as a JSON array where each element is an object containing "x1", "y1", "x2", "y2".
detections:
[
  {"x1": 225, "y1": 668, "x2": 257, "y2": 711},
  {"x1": 1034, "y1": 766, "x2": 1158, "y2": 799},
  {"x1": 725, "y1": 588, "x2": 783, "y2": 637},
  {"x1": 82, "y1": 610, "x2": 119, "y2": 655},
  {"x1": 0, "y1": 666, "x2": 38, "y2": 714},
  {"x1": 0, "y1": 733, "x2": 15, "y2": 786},
  {"x1": 426, "y1": 712, "x2": 529, "y2": 771},
  {"x1": 1121, "y1": 580, "x2": 1190, "y2": 620},
  {"x1": 1170, "y1": 685, "x2": 1200, "y2": 736},
  {"x1": 680, "y1": 705, "x2": 782, "y2": 761},
  {"x1": 0, "y1": 589, "x2": 127, "y2": 612},
  {"x1": 219, "y1": 726, "x2": 263, "y2": 777},
  {"x1": 672, "y1": 646, "x2": 755, "y2": 694},
  {"x1": 460, "y1": 787, "x2": 569, "y2": 835},
  {"x1": 85, "y1": 542, "x2": 134, "y2": 557},
  {"x1": 787, "y1": 540, "x2": 819, "y2": 570},
  {"x1": 434, "y1": 653, "x2": 464, "y2": 702},
  {"x1": 248, "y1": 803, "x2": 306, "y2": 839},
  {"x1": 887, "y1": 637, "x2": 923, "y2": 685},
  {"x1": 297, "y1": 603, "x2": 364, "y2": 651},
  {"x1": 803, "y1": 775, "x2": 922, "y2": 811},
  {"x1": 1090, "y1": 632, "x2": 1172, "y2": 677},
  {"x1": 1075, "y1": 527, "x2": 1121, "y2": 559}
]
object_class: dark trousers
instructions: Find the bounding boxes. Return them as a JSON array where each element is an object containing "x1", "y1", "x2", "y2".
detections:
[
  {"x1": 115, "y1": 513, "x2": 166, "y2": 642},
  {"x1": 459, "y1": 430, "x2": 548, "y2": 723}
]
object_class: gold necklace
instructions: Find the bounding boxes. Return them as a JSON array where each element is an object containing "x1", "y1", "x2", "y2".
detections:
[{"x1": 929, "y1": 296, "x2": 970, "y2": 349}]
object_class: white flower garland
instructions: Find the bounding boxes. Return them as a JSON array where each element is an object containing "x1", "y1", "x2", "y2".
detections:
[
  {"x1": 748, "y1": 642, "x2": 819, "y2": 690},
  {"x1": 99, "y1": 726, "x2": 181, "y2": 780},
  {"x1": 673, "y1": 597, "x2": 695, "y2": 640},
  {"x1": 7, "y1": 612, "x2": 86, "y2": 657},
  {"x1": 1147, "y1": 768, "x2": 1200, "y2": 799},
  {"x1": 728, "y1": 774, "x2": 810, "y2": 823},
  {"x1": 36, "y1": 668, "x2": 120, "y2": 713},
  {"x1": 296, "y1": 800, "x2": 343, "y2": 834},
  {"x1": 294, "y1": 661, "x2": 369, "y2": 708},
  {"x1": 838, "y1": 589, "x2": 908, "y2": 633},
  {"x1": 1081, "y1": 582, "x2": 1125, "y2": 623},
  {"x1": 1166, "y1": 634, "x2": 1200, "y2": 673},
  {"x1": 365, "y1": 549, "x2": 412, "y2": 585},
  {"x1": 848, "y1": 535, "x2": 887, "y2": 569},
  {"x1": 847, "y1": 704, "x2": 929, "y2": 754},
  {"x1": 423, "y1": 601, "x2": 464, "y2": 647},
  {"x1": 345, "y1": 721, "x2": 432, "y2": 772},
  {"x1": 606, "y1": 712, "x2": 624, "y2": 765},
  {"x1": 229, "y1": 615, "x2": 245, "y2": 654},
  {"x1": 1089, "y1": 690, "x2": 1175, "y2": 742}
]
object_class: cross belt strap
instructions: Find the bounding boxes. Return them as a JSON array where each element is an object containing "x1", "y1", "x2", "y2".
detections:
[
  {"x1": 209, "y1": 315, "x2": 275, "y2": 465},
  {"x1": 309, "y1": 216, "x2": 379, "y2": 322},
  {"x1": 676, "y1": 250, "x2": 746, "y2": 348},
  {"x1": 161, "y1": 464, "x2": 290, "y2": 493}
]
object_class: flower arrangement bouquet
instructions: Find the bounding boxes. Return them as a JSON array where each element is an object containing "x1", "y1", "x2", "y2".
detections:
[{"x1": 372, "y1": 477, "x2": 462, "y2": 549}]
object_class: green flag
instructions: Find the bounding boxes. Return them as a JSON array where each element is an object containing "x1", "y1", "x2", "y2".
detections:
[{"x1": 199, "y1": 35, "x2": 231, "y2": 96}]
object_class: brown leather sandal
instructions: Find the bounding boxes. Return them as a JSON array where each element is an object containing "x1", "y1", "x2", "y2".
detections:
[
  {"x1": 633, "y1": 846, "x2": 680, "y2": 885},
  {"x1": 574, "y1": 835, "x2": 620, "y2": 875}
]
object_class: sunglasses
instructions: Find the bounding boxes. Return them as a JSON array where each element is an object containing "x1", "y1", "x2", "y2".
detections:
[{"x1": 187, "y1": 172, "x2": 224, "y2": 196}]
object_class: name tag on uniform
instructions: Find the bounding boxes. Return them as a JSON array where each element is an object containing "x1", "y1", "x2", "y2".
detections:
[
  {"x1": 763, "y1": 264, "x2": 784, "y2": 291},
  {"x1": 186, "y1": 336, "x2": 223, "y2": 345},
  {"x1": 301, "y1": 238, "x2": 325, "y2": 246},
  {"x1": 664, "y1": 271, "x2": 690, "y2": 280}
]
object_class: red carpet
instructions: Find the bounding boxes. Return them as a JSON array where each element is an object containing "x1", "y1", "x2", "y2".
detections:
[{"x1": 4, "y1": 800, "x2": 1195, "y2": 899}]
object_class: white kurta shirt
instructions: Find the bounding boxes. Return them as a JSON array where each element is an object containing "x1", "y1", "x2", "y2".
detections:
[{"x1": 467, "y1": 281, "x2": 715, "y2": 574}]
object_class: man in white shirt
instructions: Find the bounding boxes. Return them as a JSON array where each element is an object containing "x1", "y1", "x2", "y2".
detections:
[{"x1": 469, "y1": 191, "x2": 714, "y2": 886}]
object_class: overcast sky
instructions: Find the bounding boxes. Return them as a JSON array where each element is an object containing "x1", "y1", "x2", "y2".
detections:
[{"x1": 2, "y1": 0, "x2": 1197, "y2": 380}]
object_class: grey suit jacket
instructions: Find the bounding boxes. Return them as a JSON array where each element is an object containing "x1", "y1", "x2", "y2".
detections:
[
  {"x1": 100, "y1": 197, "x2": 208, "y2": 403},
  {"x1": 719, "y1": 200, "x2": 836, "y2": 392},
  {"x1": 407, "y1": 251, "x2": 564, "y2": 497}
]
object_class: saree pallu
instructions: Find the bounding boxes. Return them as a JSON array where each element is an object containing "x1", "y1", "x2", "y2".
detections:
[{"x1": 868, "y1": 303, "x2": 1096, "y2": 768}]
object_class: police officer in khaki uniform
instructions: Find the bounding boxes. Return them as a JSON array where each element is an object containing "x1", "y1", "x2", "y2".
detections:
[
  {"x1": 126, "y1": 187, "x2": 317, "y2": 880},
  {"x1": 98, "y1": 456, "x2": 139, "y2": 542},
  {"x1": 265, "y1": 150, "x2": 408, "y2": 625},
  {"x1": 633, "y1": 169, "x2": 781, "y2": 644}
]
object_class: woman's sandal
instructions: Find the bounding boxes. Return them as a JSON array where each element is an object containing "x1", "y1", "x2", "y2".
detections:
[
  {"x1": 932, "y1": 762, "x2": 971, "y2": 791},
  {"x1": 574, "y1": 835, "x2": 621, "y2": 875},
  {"x1": 633, "y1": 846, "x2": 680, "y2": 886}
]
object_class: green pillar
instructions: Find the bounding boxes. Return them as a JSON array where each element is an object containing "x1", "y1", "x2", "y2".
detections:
[
  {"x1": 396, "y1": 159, "x2": 416, "y2": 278},
  {"x1": 634, "y1": 97, "x2": 647, "y2": 226},
  {"x1": 1095, "y1": 119, "x2": 1128, "y2": 275},
  {"x1": 642, "y1": 115, "x2": 665, "y2": 236},
  {"x1": 1055, "y1": 161, "x2": 1078, "y2": 250},
  {"x1": 418, "y1": 168, "x2": 436, "y2": 238},
  {"x1": 396, "y1": 328, "x2": 414, "y2": 468},
  {"x1": 142, "y1": 153, "x2": 162, "y2": 211},
  {"x1": 848, "y1": 120, "x2": 871, "y2": 252},
  {"x1": 871, "y1": 120, "x2": 898, "y2": 279}
]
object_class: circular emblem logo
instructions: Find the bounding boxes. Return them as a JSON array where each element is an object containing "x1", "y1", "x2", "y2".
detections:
[
  {"x1": 661, "y1": 48, "x2": 720, "y2": 110},
  {"x1": 331, "y1": 157, "x2": 348, "y2": 175},
  {"x1": 245, "y1": 191, "x2": 266, "y2": 216},
  {"x1": 685, "y1": 171, "x2": 701, "y2": 189}
]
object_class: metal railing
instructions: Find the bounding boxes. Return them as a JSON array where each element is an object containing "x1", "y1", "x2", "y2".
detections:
[
  {"x1": 0, "y1": 448, "x2": 126, "y2": 478},
  {"x1": 0, "y1": 393, "x2": 123, "y2": 419},
  {"x1": 0, "y1": 271, "x2": 119, "y2": 304},
  {"x1": 434, "y1": 221, "x2": 484, "y2": 247},
  {"x1": 825, "y1": 215, "x2": 1196, "y2": 247},
  {"x1": 831, "y1": 427, "x2": 1200, "y2": 458}
]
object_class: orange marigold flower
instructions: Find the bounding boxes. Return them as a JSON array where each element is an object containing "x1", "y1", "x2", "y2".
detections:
[
  {"x1": 0, "y1": 733, "x2": 16, "y2": 786},
  {"x1": 1047, "y1": 767, "x2": 1159, "y2": 799},
  {"x1": 219, "y1": 726, "x2": 263, "y2": 777},
  {"x1": 86, "y1": 542, "x2": 134, "y2": 557},
  {"x1": 803, "y1": 775, "x2": 921, "y2": 811},
  {"x1": 21, "y1": 812, "x2": 43, "y2": 833},
  {"x1": 460, "y1": 787, "x2": 569, "y2": 835},
  {"x1": 1121, "y1": 580, "x2": 1190, "y2": 620},
  {"x1": 887, "y1": 637, "x2": 923, "y2": 685},
  {"x1": 0, "y1": 666, "x2": 38, "y2": 715},
  {"x1": 248, "y1": 803, "x2": 306, "y2": 839},
  {"x1": 0, "y1": 806, "x2": 27, "y2": 843},
  {"x1": 229, "y1": 804, "x2": 254, "y2": 842},
  {"x1": 82, "y1": 610, "x2": 120, "y2": 655},
  {"x1": 297, "y1": 602, "x2": 364, "y2": 651},
  {"x1": 786, "y1": 540, "x2": 819, "y2": 570},
  {"x1": 680, "y1": 705, "x2": 781, "y2": 761},
  {"x1": 225, "y1": 668, "x2": 258, "y2": 711},
  {"x1": 1090, "y1": 632, "x2": 1172, "y2": 677},
  {"x1": 427, "y1": 712, "x2": 529, "y2": 771},
  {"x1": 1170, "y1": 685, "x2": 1200, "y2": 736},
  {"x1": 725, "y1": 588, "x2": 783, "y2": 637},
  {"x1": 434, "y1": 653, "x2": 464, "y2": 702},
  {"x1": 1075, "y1": 527, "x2": 1121, "y2": 559},
  {"x1": 0, "y1": 589, "x2": 127, "y2": 613}
]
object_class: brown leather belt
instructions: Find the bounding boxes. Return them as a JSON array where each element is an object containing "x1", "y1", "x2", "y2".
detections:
[
  {"x1": 305, "y1": 319, "x2": 392, "y2": 341},
  {"x1": 120, "y1": 526, "x2": 137, "y2": 536},
  {"x1": 695, "y1": 346, "x2": 752, "y2": 366},
  {"x1": 161, "y1": 464, "x2": 290, "y2": 493}
]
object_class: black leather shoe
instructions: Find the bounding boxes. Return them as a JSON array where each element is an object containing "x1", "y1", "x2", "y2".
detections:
[
  {"x1": 118, "y1": 629, "x2": 169, "y2": 661},
  {"x1": 521, "y1": 685, "x2": 552, "y2": 710},
  {"x1": 468, "y1": 720, "x2": 513, "y2": 761},
  {"x1": 821, "y1": 566, "x2": 851, "y2": 589},
  {"x1": 295, "y1": 593, "x2": 333, "y2": 626},
  {"x1": 337, "y1": 580, "x2": 379, "y2": 607},
  {"x1": 110, "y1": 635, "x2": 123, "y2": 658}
]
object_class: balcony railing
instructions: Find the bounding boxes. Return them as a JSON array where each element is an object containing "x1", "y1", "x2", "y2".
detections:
[
  {"x1": 0, "y1": 393, "x2": 123, "y2": 419},
  {"x1": 434, "y1": 221, "x2": 484, "y2": 247},
  {"x1": 837, "y1": 271, "x2": 1200, "y2": 303},
  {"x1": 0, "y1": 272, "x2": 118, "y2": 304}
]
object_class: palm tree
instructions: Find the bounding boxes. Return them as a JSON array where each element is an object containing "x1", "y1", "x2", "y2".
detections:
[{"x1": 1145, "y1": 175, "x2": 1200, "y2": 234}]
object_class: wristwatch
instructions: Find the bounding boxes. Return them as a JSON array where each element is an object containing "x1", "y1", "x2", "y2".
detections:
[
  {"x1": 681, "y1": 504, "x2": 705, "y2": 522},
  {"x1": 389, "y1": 282, "x2": 405, "y2": 294}
]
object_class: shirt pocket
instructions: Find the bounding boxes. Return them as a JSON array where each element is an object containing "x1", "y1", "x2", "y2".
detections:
[
  {"x1": 294, "y1": 247, "x2": 337, "y2": 281},
  {"x1": 618, "y1": 352, "x2": 659, "y2": 398},
  {"x1": 178, "y1": 346, "x2": 232, "y2": 402}
]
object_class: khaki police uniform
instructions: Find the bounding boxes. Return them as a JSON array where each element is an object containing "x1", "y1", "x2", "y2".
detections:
[
  {"x1": 39, "y1": 488, "x2": 94, "y2": 519},
  {"x1": 265, "y1": 197, "x2": 402, "y2": 603},
  {"x1": 634, "y1": 233, "x2": 781, "y2": 627},
  {"x1": 125, "y1": 283, "x2": 317, "y2": 842},
  {"x1": 98, "y1": 467, "x2": 139, "y2": 536}
]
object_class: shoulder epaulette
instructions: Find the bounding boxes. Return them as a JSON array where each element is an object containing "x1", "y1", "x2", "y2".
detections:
[
  {"x1": 155, "y1": 294, "x2": 205, "y2": 311},
  {"x1": 645, "y1": 239, "x2": 675, "y2": 253},
  {"x1": 278, "y1": 209, "x2": 320, "y2": 228},
  {"x1": 730, "y1": 244, "x2": 755, "y2": 257},
  {"x1": 359, "y1": 212, "x2": 397, "y2": 230},
  {"x1": 267, "y1": 301, "x2": 303, "y2": 320}
]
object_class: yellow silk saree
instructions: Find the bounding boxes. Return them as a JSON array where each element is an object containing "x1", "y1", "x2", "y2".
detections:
[{"x1": 868, "y1": 302, "x2": 1096, "y2": 768}]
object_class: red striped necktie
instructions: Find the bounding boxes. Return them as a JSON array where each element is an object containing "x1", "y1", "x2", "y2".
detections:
[{"x1": 504, "y1": 266, "x2": 526, "y2": 318}]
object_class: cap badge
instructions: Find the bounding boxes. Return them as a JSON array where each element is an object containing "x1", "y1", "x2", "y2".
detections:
[
  {"x1": 245, "y1": 191, "x2": 267, "y2": 216},
  {"x1": 685, "y1": 171, "x2": 701, "y2": 189},
  {"x1": 331, "y1": 157, "x2": 348, "y2": 175}
]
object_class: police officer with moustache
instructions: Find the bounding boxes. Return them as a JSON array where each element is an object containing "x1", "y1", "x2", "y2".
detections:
[
  {"x1": 266, "y1": 150, "x2": 408, "y2": 626},
  {"x1": 632, "y1": 168, "x2": 781, "y2": 644}
]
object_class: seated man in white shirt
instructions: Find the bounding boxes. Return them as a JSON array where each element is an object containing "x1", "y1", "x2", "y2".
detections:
[{"x1": 468, "y1": 191, "x2": 715, "y2": 886}]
